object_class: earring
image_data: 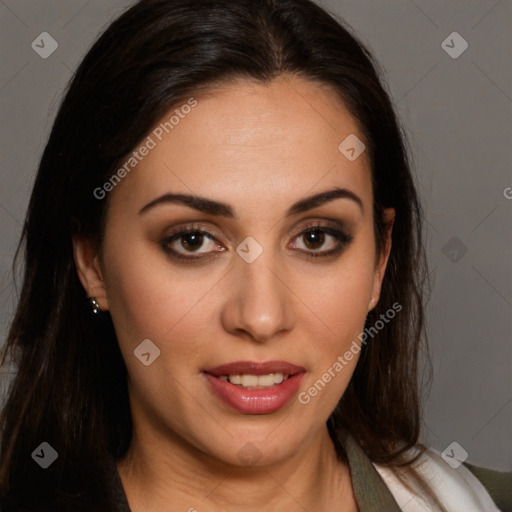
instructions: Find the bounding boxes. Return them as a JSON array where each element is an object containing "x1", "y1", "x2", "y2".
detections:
[{"x1": 88, "y1": 297, "x2": 102, "y2": 314}]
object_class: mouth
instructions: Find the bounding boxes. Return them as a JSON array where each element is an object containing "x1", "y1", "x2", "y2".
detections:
[
  {"x1": 217, "y1": 372, "x2": 289, "y2": 389},
  {"x1": 204, "y1": 360, "x2": 305, "y2": 389},
  {"x1": 202, "y1": 361, "x2": 306, "y2": 414}
]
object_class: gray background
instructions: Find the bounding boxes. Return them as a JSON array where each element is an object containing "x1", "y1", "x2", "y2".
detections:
[{"x1": 0, "y1": 0, "x2": 510, "y2": 470}]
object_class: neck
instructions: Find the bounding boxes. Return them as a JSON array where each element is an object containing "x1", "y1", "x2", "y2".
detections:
[{"x1": 117, "y1": 425, "x2": 357, "y2": 511}]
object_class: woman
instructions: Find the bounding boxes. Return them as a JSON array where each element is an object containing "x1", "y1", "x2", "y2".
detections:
[{"x1": 0, "y1": 0, "x2": 509, "y2": 510}]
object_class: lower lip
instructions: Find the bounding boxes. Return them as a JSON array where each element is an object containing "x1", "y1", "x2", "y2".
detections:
[{"x1": 203, "y1": 373, "x2": 305, "y2": 415}]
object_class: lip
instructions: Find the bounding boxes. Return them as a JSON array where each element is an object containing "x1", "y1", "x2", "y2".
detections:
[
  {"x1": 202, "y1": 360, "x2": 306, "y2": 415},
  {"x1": 203, "y1": 360, "x2": 306, "y2": 376}
]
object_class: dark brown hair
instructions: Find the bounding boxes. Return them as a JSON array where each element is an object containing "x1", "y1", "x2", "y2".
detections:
[{"x1": 0, "y1": 0, "x2": 433, "y2": 509}]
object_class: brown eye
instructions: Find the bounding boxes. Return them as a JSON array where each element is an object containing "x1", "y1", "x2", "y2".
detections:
[
  {"x1": 302, "y1": 229, "x2": 326, "y2": 250},
  {"x1": 180, "y1": 232, "x2": 205, "y2": 252},
  {"x1": 291, "y1": 225, "x2": 353, "y2": 258},
  {"x1": 160, "y1": 228, "x2": 225, "y2": 260}
]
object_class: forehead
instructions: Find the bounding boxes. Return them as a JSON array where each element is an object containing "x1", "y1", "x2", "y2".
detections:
[{"x1": 108, "y1": 77, "x2": 372, "y2": 215}]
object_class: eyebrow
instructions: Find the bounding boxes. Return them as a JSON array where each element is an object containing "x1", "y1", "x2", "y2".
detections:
[{"x1": 138, "y1": 186, "x2": 363, "y2": 218}]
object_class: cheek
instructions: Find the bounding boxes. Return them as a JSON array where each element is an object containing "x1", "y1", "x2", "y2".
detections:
[
  {"x1": 101, "y1": 236, "x2": 227, "y2": 398},
  {"x1": 306, "y1": 248, "x2": 375, "y2": 344},
  {"x1": 102, "y1": 234, "x2": 210, "y2": 340},
  {"x1": 102, "y1": 248, "x2": 209, "y2": 411},
  {"x1": 296, "y1": 243, "x2": 375, "y2": 403},
  {"x1": 297, "y1": 304, "x2": 369, "y2": 419}
]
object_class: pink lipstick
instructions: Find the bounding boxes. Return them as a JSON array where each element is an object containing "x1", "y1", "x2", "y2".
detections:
[{"x1": 203, "y1": 361, "x2": 306, "y2": 415}]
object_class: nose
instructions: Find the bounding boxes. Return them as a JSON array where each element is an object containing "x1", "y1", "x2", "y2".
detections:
[{"x1": 221, "y1": 249, "x2": 295, "y2": 344}]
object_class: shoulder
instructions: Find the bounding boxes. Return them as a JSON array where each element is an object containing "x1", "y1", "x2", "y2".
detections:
[
  {"x1": 372, "y1": 447, "x2": 512, "y2": 512},
  {"x1": 463, "y1": 460, "x2": 512, "y2": 512}
]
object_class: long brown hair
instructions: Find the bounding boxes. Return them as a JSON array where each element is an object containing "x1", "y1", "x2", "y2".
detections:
[{"x1": 0, "y1": 0, "x2": 433, "y2": 509}]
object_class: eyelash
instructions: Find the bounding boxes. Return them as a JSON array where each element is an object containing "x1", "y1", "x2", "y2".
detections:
[{"x1": 159, "y1": 222, "x2": 354, "y2": 262}]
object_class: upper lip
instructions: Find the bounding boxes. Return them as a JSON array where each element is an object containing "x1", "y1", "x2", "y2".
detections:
[{"x1": 203, "y1": 360, "x2": 306, "y2": 376}]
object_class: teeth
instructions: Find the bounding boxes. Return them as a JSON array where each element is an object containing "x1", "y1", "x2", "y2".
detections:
[
  {"x1": 273, "y1": 373, "x2": 284, "y2": 384},
  {"x1": 256, "y1": 374, "x2": 275, "y2": 387},
  {"x1": 230, "y1": 374, "x2": 242, "y2": 385},
  {"x1": 218, "y1": 373, "x2": 288, "y2": 388},
  {"x1": 241, "y1": 374, "x2": 259, "y2": 387}
]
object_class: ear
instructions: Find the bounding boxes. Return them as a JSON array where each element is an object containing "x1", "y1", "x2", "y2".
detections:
[
  {"x1": 72, "y1": 234, "x2": 110, "y2": 311},
  {"x1": 368, "y1": 208, "x2": 395, "y2": 311}
]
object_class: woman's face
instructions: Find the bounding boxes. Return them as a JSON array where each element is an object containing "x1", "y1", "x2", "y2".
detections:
[{"x1": 75, "y1": 76, "x2": 394, "y2": 467}]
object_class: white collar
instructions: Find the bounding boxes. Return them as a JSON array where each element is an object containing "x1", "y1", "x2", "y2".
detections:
[{"x1": 373, "y1": 448, "x2": 501, "y2": 511}]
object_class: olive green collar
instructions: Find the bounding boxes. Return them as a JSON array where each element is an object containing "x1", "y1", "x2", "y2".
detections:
[{"x1": 341, "y1": 432, "x2": 401, "y2": 511}]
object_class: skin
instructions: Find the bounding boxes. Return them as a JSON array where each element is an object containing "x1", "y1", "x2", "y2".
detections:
[{"x1": 73, "y1": 75, "x2": 395, "y2": 511}]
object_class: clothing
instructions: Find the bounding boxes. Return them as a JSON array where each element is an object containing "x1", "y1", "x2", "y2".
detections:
[
  {"x1": 106, "y1": 433, "x2": 511, "y2": 511},
  {"x1": 343, "y1": 434, "x2": 511, "y2": 511}
]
